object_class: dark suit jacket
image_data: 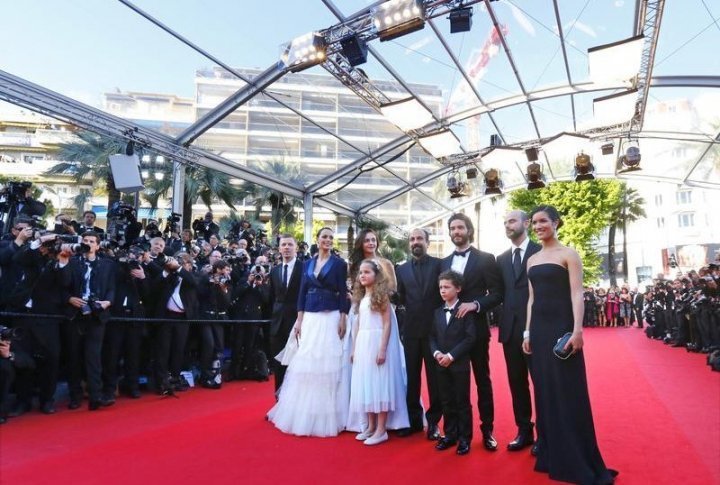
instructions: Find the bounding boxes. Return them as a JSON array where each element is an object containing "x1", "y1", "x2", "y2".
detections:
[
  {"x1": 297, "y1": 255, "x2": 350, "y2": 314},
  {"x1": 429, "y1": 306, "x2": 477, "y2": 371},
  {"x1": 496, "y1": 240, "x2": 541, "y2": 344},
  {"x1": 65, "y1": 256, "x2": 116, "y2": 323},
  {"x1": 395, "y1": 255, "x2": 443, "y2": 340},
  {"x1": 153, "y1": 268, "x2": 199, "y2": 319},
  {"x1": 9, "y1": 246, "x2": 70, "y2": 314},
  {"x1": 441, "y1": 247, "x2": 503, "y2": 339},
  {"x1": 269, "y1": 260, "x2": 302, "y2": 338}
]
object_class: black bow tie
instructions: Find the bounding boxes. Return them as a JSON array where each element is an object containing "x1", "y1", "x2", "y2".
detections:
[
  {"x1": 444, "y1": 307, "x2": 454, "y2": 313},
  {"x1": 454, "y1": 249, "x2": 470, "y2": 257}
]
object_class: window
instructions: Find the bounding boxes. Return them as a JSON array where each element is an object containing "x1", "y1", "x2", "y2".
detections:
[
  {"x1": 656, "y1": 217, "x2": 665, "y2": 229},
  {"x1": 676, "y1": 190, "x2": 692, "y2": 205},
  {"x1": 654, "y1": 194, "x2": 663, "y2": 206},
  {"x1": 677, "y1": 213, "x2": 694, "y2": 228}
]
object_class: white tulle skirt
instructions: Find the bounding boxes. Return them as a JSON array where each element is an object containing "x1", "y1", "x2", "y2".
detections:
[{"x1": 268, "y1": 310, "x2": 346, "y2": 437}]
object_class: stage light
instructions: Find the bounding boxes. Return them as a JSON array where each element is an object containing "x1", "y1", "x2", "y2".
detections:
[
  {"x1": 574, "y1": 152, "x2": 595, "y2": 181},
  {"x1": 483, "y1": 168, "x2": 503, "y2": 195},
  {"x1": 125, "y1": 140, "x2": 135, "y2": 156},
  {"x1": 339, "y1": 34, "x2": 368, "y2": 67},
  {"x1": 465, "y1": 167, "x2": 478, "y2": 179},
  {"x1": 446, "y1": 171, "x2": 467, "y2": 199},
  {"x1": 588, "y1": 35, "x2": 644, "y2": 83},
  {"x1": 155, "y1": 156, "x2": 165, "y2": 164},
  {"x1": 418, "y1": 130, "x2": 461, "y2": 159},
  {"x1": 449, "y1": 6, "x2": 473, "y2": 33},
  {"x1": 373, "y1": 0, "x2": 425, "y2": 42},
  {"x1": 380, "y1": 97, "x2": 434, "y2": 132},
  {"x1": 618, "y1": 142, "x2": 641, "y2": 173},
  {"x1": 593, "y1": 89, "x2": 638, "y2": 126},
  {"x1": 142, "y1": 154, "x2": 151, "y2": 163},
  {"x1": 526, "y1": 162, "x2": 545, "y2": 190},
  {"x1": 155, "y1": 172, "x2": 165, "y2": 181},
  {"x1": 601, "y1": 143, "x2": 614, "y2": 155},
  {"x1": 141, "y1": 169, "x2": 150, "y2": 179},
  {"x1": 281, "y1": 32, "x2": 327, "y2": 72},
  {"x1": 525, "y1": 147, "x2": 539, "y2": 162},
  {"x1": 489, "y1": 134, "x2": 502, "y2": 147}
]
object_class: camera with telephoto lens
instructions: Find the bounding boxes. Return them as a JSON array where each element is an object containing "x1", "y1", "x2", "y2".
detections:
[
  {"x1": 251, "y1": 265, "x2": 265, "y2": 282},
  {"x1": 0, "y1": 325, "x2": 23, "y2": 341},
  {"x1": 80, "y1": 295, "x2": 103, "y2": 316},
  {"x1": 40, "y1": 233, "x2": 90, "y2": 254}
]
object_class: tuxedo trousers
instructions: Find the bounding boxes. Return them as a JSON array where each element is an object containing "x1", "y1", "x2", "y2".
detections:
[
  {"x1": 469, "y1": 326, "x2": 494, "y2": 434},
  {"x1": 102, "y1": 317, "x2": 144, "y2": 395},
  {"x1": 65, "y1": 316, "x2": 105, "y2": 401},
  {"x1": 437, "y1": 365, "x2": 472, "y2": 442}
]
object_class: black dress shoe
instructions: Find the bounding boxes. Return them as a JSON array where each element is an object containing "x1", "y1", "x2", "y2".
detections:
[
  {"x1": 9, "y1": 401, "x2": 31, "y2": 417},
  {"x1": 68, "y1": 399, "x2": 82, "y2": 410},
  {"x1": 128, "y1": 389, "x2": 142, "y2": 399},
  {"x1": 456, "y1": 441, "x2": 471, "y2": 455},
  {"x1": 426, "y1": 423, "x2": 441, "y2": 441},
  {"x1": 435, "y1": 438, "x2": 457, "y2": 451},
  {"x1": 40, "y1": 401, "x2": 56, "y2": 415},
  {"x1": 482, "y1": 432, "x2": 498, "y2": 451},
  {"x1": 396, "y1": 427, "x2": 421, "y2": 438},
  {"x1": 101, "y1": 395, "x2": 116, "y2": 406},
  {"x1": 531, "y1": 444, "x2": 539, "y2": 456},
  {"x1": 507, "y1": 433, "x2": 534, "y2": 451},
  {"x1": 88, "y1": 400, "x2": 101, "y2": 411}
]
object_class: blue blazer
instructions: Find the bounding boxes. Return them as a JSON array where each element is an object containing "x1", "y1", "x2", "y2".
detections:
[{"x1": 297, "y1": 255, "x2": 350, "y2": 314}]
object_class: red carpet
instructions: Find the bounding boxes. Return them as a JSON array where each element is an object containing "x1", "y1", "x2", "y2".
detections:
[{"x1": 1, "y1": 327, "x2": 718, "y2": 485}]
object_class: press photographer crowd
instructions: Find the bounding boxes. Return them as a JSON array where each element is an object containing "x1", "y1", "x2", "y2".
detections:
[
  {"x1": 0, "y1": 181, "x2": 314, "y2": 424},
  {"x1": 580, "y1": 267, "x2": 720, "y2": 367}
]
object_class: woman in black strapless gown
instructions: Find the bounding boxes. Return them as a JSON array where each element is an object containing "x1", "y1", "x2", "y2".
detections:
[{"x1": 522, "y1": 206, "x2": 617, "y2": 485}]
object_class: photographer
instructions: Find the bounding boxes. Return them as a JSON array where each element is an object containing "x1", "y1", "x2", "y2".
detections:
[
  {"x1": 164, "y1": 227, "x2": 192, "y2": 257},
  {"x1": 53, "y1": 214, "x2": 78, "y2": 236},
  {"x1": 1, "y1": 332, "x2": 34, "y2": 424},
  {"x1": 192, "y1": 212, "x2": 220, "y2": 242},
  {"x1": 197, "y1": 260, "x2": 233, "y2": 389},
  {"x1": 64, "y1": 231, "x2": 116, "y2": 411},
  {"x1": 107, "y1": 203, "x2": 141, "y2": 249},
  {"x1": 229, "y1": 262, "x2": 270, "y2": 380},
  {"x1": 0, "y1": 181, "x2": 46, "y2": 236},
  {"x1": 208, "y1": 233, "x2": 225, "y2": 255},
  {"x1": 143, "y1": 237, "x2": 167, "y2": 279},
  {"x1": 0, "y1": 217, "x2": 34, "y2": 309},
  {"x1": 5, "y1": 232, "x2": 71, "y2": 416},
  {"x1": 101, "y1": 246, "x2": 149, "y2": 401},
  {"x1": 152, "y1": 252, "x2": 198, "y2": 394}
]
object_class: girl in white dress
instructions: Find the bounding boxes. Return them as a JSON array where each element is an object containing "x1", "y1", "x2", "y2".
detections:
[{"x1": 349, "y1": 260, "x2": 394, "y2": 445}]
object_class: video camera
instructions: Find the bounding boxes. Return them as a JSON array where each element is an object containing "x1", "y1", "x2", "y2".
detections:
[
  {"x1": 0, "y1": 325, "x2": 23, "y2": 341},
  {"x1": 107, "y1": 202, "x2": 138, "y2": 248},
  {"x1": 0, "y1": 181, "x2": 33, "y2": 211},
  {"x1": 164, "y1": 212, "x2": 182, "y2": 235}
]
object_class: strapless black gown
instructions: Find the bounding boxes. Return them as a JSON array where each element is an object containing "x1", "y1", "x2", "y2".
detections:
[{"x1": 528, "y1": 264, "x2": 616, "y2": 485}]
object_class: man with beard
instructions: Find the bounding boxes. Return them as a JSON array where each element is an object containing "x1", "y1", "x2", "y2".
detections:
[
  {"x1": 441, "y1": 213, "x2": 503, "y2": 451},
  {"x1": 395, "y1": 228, "x2": 443, "y2": 439},
  {"x1": 496, "y1": 210, "x2": 540, "y2": 453}
]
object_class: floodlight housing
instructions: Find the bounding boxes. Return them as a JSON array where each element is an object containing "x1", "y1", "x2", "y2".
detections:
[
  {"x1": 380, "y1": 97, "x2": 434, "y2": 132},
  {"x1": 373, "y1": 0, "x2": 425, "y2": 42},
  {"x1": 282, "y1": 32, "x2": 327, "y2": 73},
  {"x1": 601, "y1": 143, "x2": 614, "y2": 155},
  {"x1": 526, "y1": 162, "x2": 545, "y2": 190},
  {"x1": 465, "y1": 167, "x2": 478, "y2": 179},
  {"x1": 618, "y1": 144, "x2": 642, "y2": 173},
  {"x1": 483, "y1": 168, "x2": 502, "y2": 195},
  {"x1": 449, "y1": 7, "x2": 473, "y2": 33},
  {"x1": 574, "y1": 152, "x2": 595, "y2": 181},
  {"x1": 340, "y1": 34, "x2": 368, "y2": 67},
  {"x1": 525, "y1": 147, "x2": 539, "y2": 162},
  {"x1": 588, "y1": 35, "x2": 645, "y2": 83},
  {"x1": 447, "y1": 171, "x2": 468, "y2": 198}
]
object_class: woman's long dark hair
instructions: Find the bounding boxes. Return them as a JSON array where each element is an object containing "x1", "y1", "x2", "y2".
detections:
[{"x1": 349, "y1": 228, "x2": 378, "y2": 282}]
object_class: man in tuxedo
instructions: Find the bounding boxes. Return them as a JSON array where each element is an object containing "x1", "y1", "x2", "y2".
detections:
[
  {"x1": 442, "y1": 213, "x2": 503, "y2": 450},
  {"x1": 268, "y1": 234, "x2": 302, "y2": 393},
  {"x1": 395, "y1": 228, "x2": 443, "y2": 439},
  {"x1": 64, "y1": 232, "x2": 116, "y2": 410},
  {"x1": 632, "y1": 288, "x2": 645, "y2": 328},
  {"x1": 77, "y1": 211, "x2": 105, "y2": 236},
  {"x1": 496, "y1": 210, "x2": 540, "y2": 452}
]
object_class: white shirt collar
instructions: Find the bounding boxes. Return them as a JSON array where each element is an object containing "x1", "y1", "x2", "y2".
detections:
[{"x1": 512, "y1": 236, "x2": 530, "y2": 253}]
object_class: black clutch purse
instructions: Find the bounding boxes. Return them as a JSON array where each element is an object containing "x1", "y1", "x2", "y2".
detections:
[{"x1": 553, "y1": 332, "x2": 574, "y2": 360}]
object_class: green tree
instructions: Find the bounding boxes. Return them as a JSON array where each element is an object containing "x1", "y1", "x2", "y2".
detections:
[
  {"x1": 46, "y1": 131, "x2": 125, "y2": 210},
  {"x1": 607, "y1": 183, "x2": 646, "y2": 286},
  {"x1": 240, "y1": 160, "x2": 306, "y2": 238},
  {"x1": 508, "y1": 180, "x2": 623, "y2": 284}
]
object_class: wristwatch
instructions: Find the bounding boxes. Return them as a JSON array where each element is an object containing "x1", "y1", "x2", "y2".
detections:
[{"x1": 8, "y1": 351, "x2": 15, "y2": 362}]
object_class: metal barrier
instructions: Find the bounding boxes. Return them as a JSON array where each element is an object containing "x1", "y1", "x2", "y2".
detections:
[{"x1": 0, "y1": 311, "x2": 270, "y2": 325}]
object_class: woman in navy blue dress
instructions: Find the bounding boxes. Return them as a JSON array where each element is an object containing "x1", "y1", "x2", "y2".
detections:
[
  {"x1": 522, "y1": 206, "x2": 617, "y2": 485},
  {"x1": 268, "y1": 227, "x2": 350, "y2": 437}
]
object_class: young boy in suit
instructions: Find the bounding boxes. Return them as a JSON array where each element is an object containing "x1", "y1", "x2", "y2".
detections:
[{"x1": 430, "y1": 270, "x2": 477, "y2": 455}]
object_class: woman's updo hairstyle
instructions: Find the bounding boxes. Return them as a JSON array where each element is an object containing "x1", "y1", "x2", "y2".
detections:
[{"x1": 530, "y1": 204, "x2": 563, "y2": 229}]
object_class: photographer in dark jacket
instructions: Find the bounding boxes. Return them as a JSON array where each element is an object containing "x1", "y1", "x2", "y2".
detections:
[
  {"x1": 197, "y1": 260, "x2": 233, "y2": 389},
  {"x1": 101, "y1": 246, "x2": 149, "y2": 401},
  {"x1": 153, "y1": 252, "x2": 198, "y2": 394},
  {"x1": 1, "y1": 336, "x2": 35, "y2": 424},
  {"x1": 64, "y1": 232, "x2": 116, "y2": 411},
  {"x1": 6, "y1": 232, "x2": 71, "y2": 416},
  {"x1": 0, "y1": 217, "x2": 34, "y2": 309},
  {"x1": 192, "y1": 212, "x2": 220, "y2": 242}
]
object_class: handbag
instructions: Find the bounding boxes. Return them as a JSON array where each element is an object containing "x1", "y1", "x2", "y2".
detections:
[{"x1": 553, "y1": 332, "x2": 574, "y2": 360}]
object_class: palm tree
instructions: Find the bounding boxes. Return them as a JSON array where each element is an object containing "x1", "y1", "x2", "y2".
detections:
[
  {"x1": 141, "y1": 162, "x2": 244, "y2": 228},
  {"x1": 607, "y1": 183, "x2": 646, "y2": 286},
  {"x1": 46, "y1": 131, "x2": 126, "y2": 210},
  {"x1": 240, "y1": 159, "x2": 306, "y2": 237}
]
